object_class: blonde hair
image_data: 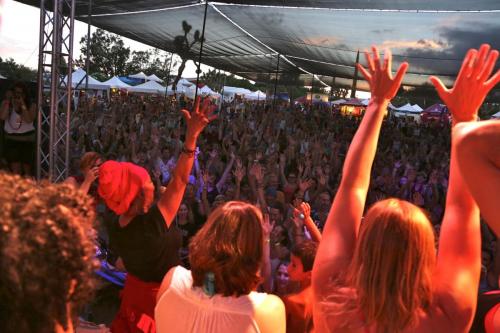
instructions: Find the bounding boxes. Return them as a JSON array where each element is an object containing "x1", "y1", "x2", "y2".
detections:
[{"x1": 326, "y1": 198, "x2": 436, "y2": 333}]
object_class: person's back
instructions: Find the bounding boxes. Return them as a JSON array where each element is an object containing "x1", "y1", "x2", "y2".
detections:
[
  {"x1": 156, "y1": 266, "x2": 272, "y2": 333},
  {"x1": 155, "y1": 201, "x2": 285, "y2": 333}
]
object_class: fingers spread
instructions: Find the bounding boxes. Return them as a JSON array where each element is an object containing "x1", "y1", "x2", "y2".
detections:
[
  {"x1": 357, "y1": 63, "x2": 372, "y2": 82},
  {"x1": 181, "y1": 109, "x2": 191, "y2": 120},
  {"x1": 364, "y1": 50, "x2": 375, "y2": 73},
  {"x1": 473, "y1": 44, "x2": 491, "y2": 78},
  {"x1": 429, "y1": 76, "x2": 449, "y2": 100},
  {"x1": 479, "y1": 50, "x2": 499, "y2": 82},
  {"x1": 383, "y1": 49, "x2": 392, "y2": 76},
  {"x1": 372, "y1": 46, "x2": 381, "y2": 71},
  {"x1": 457, "y1": 49, "x2": 477, "y2": 82},
  {"x1": 485, "y1": 69, "x2": 500, "y2": 90},
  {"x1": 393, "y1": 62, "x2": 409, "y2": 88}
]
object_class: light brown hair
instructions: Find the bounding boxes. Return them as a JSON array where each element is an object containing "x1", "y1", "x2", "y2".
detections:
[
  {"x1": 326, "y1": 198, "x2": 436, "y2": 333},
  {"x1": 189, "y1": 201, "x2": 263, "y2": 297}
]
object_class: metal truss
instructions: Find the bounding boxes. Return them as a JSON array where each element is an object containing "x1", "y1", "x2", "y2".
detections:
[{"x1": 36, "y1": 0, "x2": 75, "y2": 182}]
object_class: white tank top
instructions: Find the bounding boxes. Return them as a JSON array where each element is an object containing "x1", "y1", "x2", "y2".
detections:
[
  {"x1": 4, "y1": 108, "x2": 35, "y2": 134},
  {"x1": 155, "y1": 266, "x2": 267, "y2": 333}
]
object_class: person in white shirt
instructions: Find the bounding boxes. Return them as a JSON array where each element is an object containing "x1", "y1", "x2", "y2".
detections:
[{"x1": 155, "y1": 201, "x2": 286, "y2": 333}]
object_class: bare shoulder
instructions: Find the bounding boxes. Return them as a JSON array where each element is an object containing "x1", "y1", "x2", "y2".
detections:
[
  {"x1": 254, "y1": 294, "x2": 286, "y2": 333},
  {"x1": 156, "y1": 266, "x2": 177, "y2": 303}
]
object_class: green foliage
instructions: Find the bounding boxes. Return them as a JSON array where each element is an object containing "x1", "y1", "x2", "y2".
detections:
[
  {"x1": 76, "y1": 29, "x2": 130, "y2": 77},
  {"x1": 0, "y1": 57, "x2": 37, "y2": 82},
  {"x1": 76, "y1": 29, "x2": 176, "y2": 81}
]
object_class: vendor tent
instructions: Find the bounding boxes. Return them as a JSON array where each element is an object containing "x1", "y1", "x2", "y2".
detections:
[
  {"x1": 246, "y1": 90, "x2": 266, "y2": 101},
  {"x1": 128, "y1": 80, "x2": 165, "y2": 94},
  {"x1": 491, "y1": 112, "x2": 500, "y2": 119},
  {"x1": 412, "y1": 104, "x2": 424, "y2": 112},
  {"x1": 65, "y1": 68, "x2": 109, "y2": 90},
  {"x1": 146, "y1": 74, "x2": 164, "y2": 83},
  {"x1": 129, "y1": 72, "x2": 148, "y2": 80},
  {"x1": 103, "y1": 76, "x2": 131, "y2": 89},
  {"x1": 0, "y1": 74, "x2": 6, "y2": 79}
]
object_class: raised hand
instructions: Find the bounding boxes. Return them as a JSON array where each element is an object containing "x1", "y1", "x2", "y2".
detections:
[
  {"x1": 181, "y1": 97, "x2": 217, "y2": 139},
  {"x1": 233, "y1": 165, "x2": 245, "y2": 183},
  {"x1": 262, "y1": 213, "x2": 274, "y2": 239},
  {"x1": 357, "y1": 46, "x2": 408, "y2": 102},
  {"x1": 300, "y1": 202, "x2": 312, "y2": 220},
  {"x1": 430, "y1": 44, "x2": 500, "y2": 124}
]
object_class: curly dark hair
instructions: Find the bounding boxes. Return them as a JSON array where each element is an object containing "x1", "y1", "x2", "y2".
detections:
[{"x1": 0, "y1": 172, "x2": 98, "y2": 332}]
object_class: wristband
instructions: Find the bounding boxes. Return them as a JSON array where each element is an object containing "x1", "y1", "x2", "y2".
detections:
[{"x1": 181, "y1": 146, "x2": 196, "y2": 157}]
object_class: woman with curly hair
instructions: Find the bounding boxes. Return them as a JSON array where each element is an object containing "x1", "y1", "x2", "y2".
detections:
[
  {"x1": 155, "y1": 201, "x2": 285, "y2": 333},
  {"x1": 312, "y1": 45, "x2": 499, "y2": 332},
  {"x1": 0, "y1": 171, "x2": 98, "y2": 333}
]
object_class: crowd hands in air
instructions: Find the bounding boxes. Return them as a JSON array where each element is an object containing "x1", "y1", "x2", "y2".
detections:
[{"x1": 1, "y1": 44, "x2": 500, "y2": 333}]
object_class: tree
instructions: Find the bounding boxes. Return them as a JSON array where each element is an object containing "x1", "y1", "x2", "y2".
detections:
[
  {"x1": 76, "y1": 29, "x2": 130, "y2": 79},
  {"x1": 172, "y1": 21, "x2": 204, "y2": 93},
  {"x1": 0, "y1": 57, "x2": 37, "y2": 82}
]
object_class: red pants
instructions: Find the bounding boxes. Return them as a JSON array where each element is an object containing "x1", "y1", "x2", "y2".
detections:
[{"x1": 111, "y1": 274, "x2": 160, "y2": 333}]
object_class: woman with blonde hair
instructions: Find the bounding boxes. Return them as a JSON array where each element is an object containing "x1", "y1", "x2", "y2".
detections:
[
  {"x1": 312, "y1": 44, "x2": 499, "y2": 332},
  {"x1": 155, "y1": 201, "x2": 285, "y2": 333}
]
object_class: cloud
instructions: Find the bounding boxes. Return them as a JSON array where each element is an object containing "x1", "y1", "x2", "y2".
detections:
[{"x1": 378, "y1": 39, "x2": 447, "y2": 51}]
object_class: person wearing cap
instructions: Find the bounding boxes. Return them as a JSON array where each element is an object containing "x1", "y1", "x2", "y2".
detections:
[{"x1": 98, "y1": 98, "x2": 216, "y2": 333}]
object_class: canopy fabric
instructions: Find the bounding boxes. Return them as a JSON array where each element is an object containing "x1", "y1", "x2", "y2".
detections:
[
  {"x1": 17, "y1": 1, "x2": 500, "y2": 90},
  {"x1": 245, "y1": 90, "x2": 266, "y2": 101},
  {"x1": 129, "y1": 72, "x2": 148, "y2": 80},
  {"x1": 103, "y1": 76, "x2": 131, "y2": 89},
  {"x1": 412, "y1": 104, "x2": 423, "y2": 112},
  {"x1": 65, "y1": 68, "x2": 109, "y2": 90},
  {"x1": 128, "y1": 80, "x2": 165, "y2": 94},
  {"x1": 0, "y1": 74, "x2": 6, "y2": 79},
  {"x1": 491, "y1": 111, "x2": 500, "y2": 119},
  {"x1": 146, "y1": 74, "x2": 164, "y2": 83}
]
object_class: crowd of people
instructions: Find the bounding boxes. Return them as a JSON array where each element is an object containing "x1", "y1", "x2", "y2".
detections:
[{"x1": 0, "y1": 44, "x2": 500, "y2": 333}]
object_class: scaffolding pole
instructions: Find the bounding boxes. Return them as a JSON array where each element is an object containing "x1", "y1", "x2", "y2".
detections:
[
  {"x1": 36, "y1": 0, "x2": 75, "y2": 182},
  {"x1": 194, "y1": 0, "x2": 209, "y2": 103},
  {"x1": 272, "y1": 53, "x2": 280, "y2": 111}
]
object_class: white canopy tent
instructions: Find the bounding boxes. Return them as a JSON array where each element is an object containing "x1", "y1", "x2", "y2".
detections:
[
  {"x1": 65, "y1": 68, "x2": 109, "y2": 90},
  {"x1": 103, "y1": 76, "x2": 131, "y2": 89},
  {"x1": 246, "y1": 90, "x2": 267, "y2": 101},
  {"x1": 412, "y1": 104, "x2": 423, "y2": 112},
  {"x1": 146, "y1": 74, "x2": 164, "y2": 83},
  {"x1": 0, "y1": 74, "x2": 6, "y2": 79},
  {"x1": 222, "y1": 86, "x2": 252, "y2": 101},
  {"x1": 491, "y1": 111, "x2": 500, "y2": 119},
  {"x1": 129, "y1": 72, "x2": 148, "y2": 80},
  {"x1": 166, "y1": 78, "x2": 195, "y2": 95},
  {"x1": 128, "y1": 80, "x2": 165, "y2": 94},
  {"x1": 392, "y1": 103, "x2": 423, "y2": 122}
]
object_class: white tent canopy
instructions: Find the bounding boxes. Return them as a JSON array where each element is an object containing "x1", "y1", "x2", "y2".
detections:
[
  {"x1": 0, "y1": 74, "x2": 6, "y2": 79},
  {"x1": 166, "y1": 78, "x2": 195, "y2": 95},
  {"x1": 411, "y1": 104, "x2": 423, "y2": 112},
  {"x1": 246, "y1": 90, "x2": 267, "y2": 101},
  {"x1": 65, "y1": 68, "x2": 109, "y2": 90},
  {"x1": 128, "y1": 80, "x2": 165, "y2": 94},
  {"x1": 146, "y1": 74, "x2": 164, "y2": 83},
  {"x1": 491, "y1": 111, "x2": 500, "y2": 119},
  {"x1": 129, "y1": 72, "x2": 148, "y2": 80},
  {"x1": 103, "y1": 76, "x2": 131, "y2": 89}
]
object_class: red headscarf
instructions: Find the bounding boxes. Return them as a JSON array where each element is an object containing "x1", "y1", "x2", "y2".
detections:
[{"x1": 98, "y1": 161, "x2": 149, "y2": 215}]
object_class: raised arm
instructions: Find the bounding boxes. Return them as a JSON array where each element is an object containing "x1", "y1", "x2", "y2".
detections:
[
  {"x1": 455, "y1": 120, "x2": 500, "y2": 234},
  {"x1": 429, "y1": 44, "x2": 496, "y2": 325},
  {"x1": 158, "y1": 97, "x2": 215, "y2": 227},
  {"x1": 312, "y1": 47, "x2": 407, "y2": 294}
]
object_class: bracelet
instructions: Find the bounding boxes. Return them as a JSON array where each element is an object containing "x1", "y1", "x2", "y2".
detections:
[{"x1": 181, "y1": 146, "x2": 196, "y2": 157}]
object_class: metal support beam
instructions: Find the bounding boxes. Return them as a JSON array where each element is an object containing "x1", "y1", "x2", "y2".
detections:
[
  {"x1": 272, "y1": 53, "x2": 280, "y2": 111},
  {"x1": 36, "y1": 0, "x2": 75, "y2": 182},
  {"x1": 350, "y1": 50, "x2": 360, "y2": 98},
  {"x1": 194, "y1": 0, "x2": 209, "y2": 103}
]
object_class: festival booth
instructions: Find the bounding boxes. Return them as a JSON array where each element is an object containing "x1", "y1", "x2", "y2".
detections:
[
  {"x1": 103, "y1": 76, "x2": 131, "y2": 89},
  {"x1": 246, "y1": 90, "x2": 266, "y2": 101},
  {"x1": 421, "y1": 104, "x2": 450, "y2": 123},
  {"x1": 392, "y1": 103, "x2": 423, "y2": 122},
  {"x1": 491, "y1": 111, "x2": 500, "y2": 119},
  {"x1": 129, "y1": 72, "x2": 148, "y2": 81},
  {"x1": 127, "y1": 80, "x2": 165, "y2": 94},
  {"x1": 146, "y1": 74, "x2": 164, "y2": 83},
  {"x1": 65, "y1": 68, "x2": 109, "y2": 91},
  {"x1": 338, "y1": 98, "x2": 366, "y2": 117},
  {"x1": 0, "y1": 74, "x2": 6, "y2": 79},
  {"x1": 222, "y1": 86, "x2": 252, "y2": 102},
  {"x1": 166, "y1": 78, "x2": 195, "y2": 95}
]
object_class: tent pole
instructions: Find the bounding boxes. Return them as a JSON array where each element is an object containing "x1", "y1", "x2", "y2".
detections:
[
  {"x1": 194, "y1": 0, "x2": 209, "y2": 104},
  {"x1": 85, "y1": 0, "x2": 92, "y2": 91},
  {"x1": 272, "y1": 53, "x2": 280, "y2": 112},
  {"x1": 165, "y1": 52, "x2": 174, "y2": 98},
  {"x1": 330, "y1": 76, "x2": 336, "y2": 98},
  {"x1": 310, "y1": 73, "x2": 314, "y2": 111},
  {"x1": 350, "y1": 50, "x2": 360, "y2": 98}
]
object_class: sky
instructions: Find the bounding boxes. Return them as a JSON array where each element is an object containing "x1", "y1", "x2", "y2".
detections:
[{"x1": 0, "y1": 0, "x2": 204, "y2": 77}]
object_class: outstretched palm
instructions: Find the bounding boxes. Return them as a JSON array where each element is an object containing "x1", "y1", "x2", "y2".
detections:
[
  {"x1": 358, "y1": 46, "x2": 408, "y2": 102},
  {"x1": 430, "y1": 44, "x2": 500, "y2": 123},
  {"x1": 181, "y1": 97, "x2": 217, "y2": 138}
]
